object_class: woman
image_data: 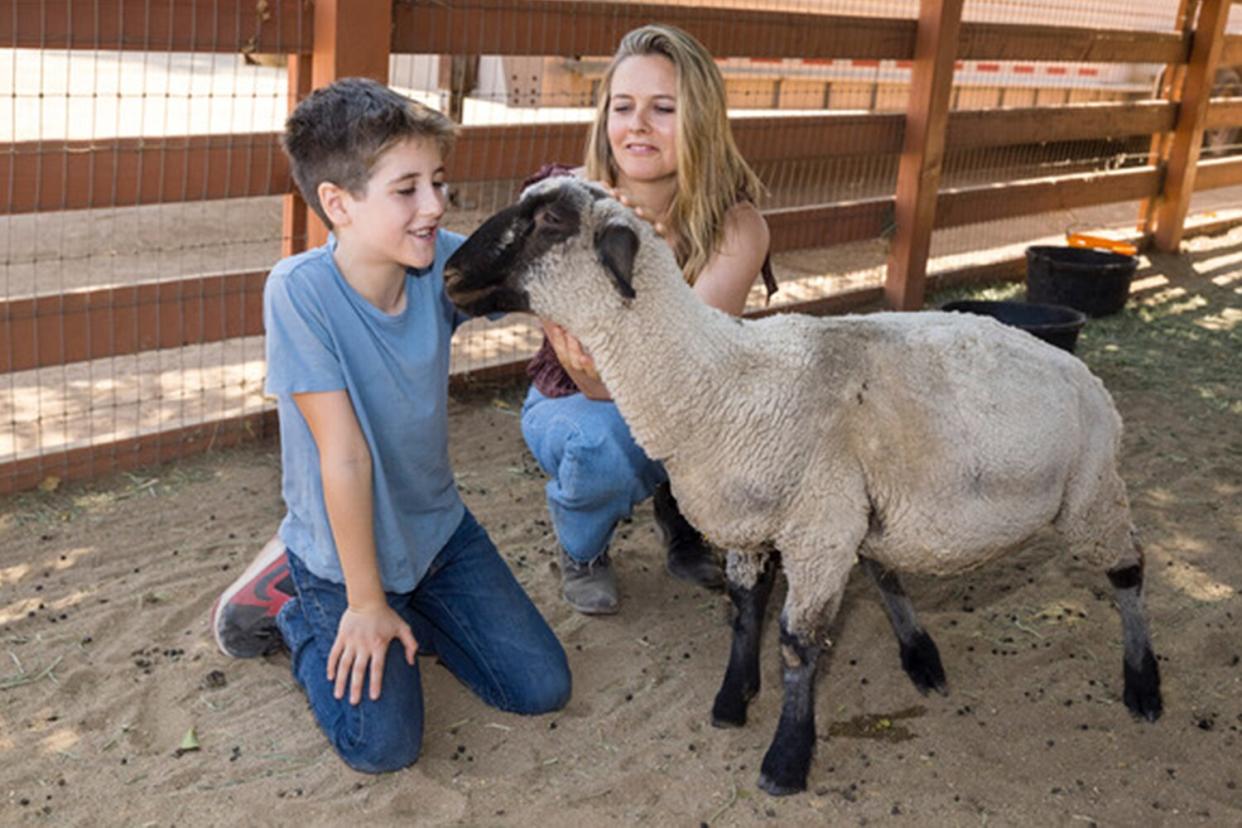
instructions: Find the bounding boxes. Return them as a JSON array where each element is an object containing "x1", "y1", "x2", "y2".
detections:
[{"x1": 521, "y1": 24, "x2": 776, "y2": 614}]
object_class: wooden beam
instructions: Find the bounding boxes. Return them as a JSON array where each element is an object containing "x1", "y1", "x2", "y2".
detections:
[
  {"x1": 0, "y1": 410, "x2": 278, "y2": 496},
  {"x1": 0, "y1": 0, "x2": 1187, "y2": 63},
  {"x1": 886, "y1": 0, "x2": 964, "y2": 312},
  {"x1": 935, "y1": 167, "x2": 1160, "y2": 229},
  {"x1": 1205, "y1": 97, "x2": 1242, "y2": 129},
  {"x1": 0, "y1": 272, "x2": 266, "y2": 373},
  {"x1": 2, "y1": 0, "x2": 312, "y2": 53},
  {"x1": 394, "y1": 2, "x2": 917, "y2": 60},
  {"x1": 766, "y1": 199, "x2": 894, "y2": 252},
  {"x1": 957, "y1": 23, "x2": 1186, "y2": 64},
  {"x1": 1152, "y1": 0, "x2": 1232, "y2": 251},
  {"x1": 946, "y1": 101, "x2": 1175, "y2": 150},
  {"x1": 282, "y1": 54, "x2": 313, "y2": 259},
  {"x1": 1, "y1": 135, "x2": 289, "y2": 215},
  {"x1": 393, "y1": 1, "x2": 1176, "y2": 64},
  {"x1": 1139, "y1": 0, "x2": 1197, "y2": 235},
  {"x1": 1191, "y1": 155, "x2": 1242, "y2": 190},
  {"x1": 1, "y1": 102, "x2": 1176, "y2": 216},
  {"x1": 0, "y1": 162, "x2": 1172, "y2": 372},
  {"x1": 1220, "y1": 34, "x2": 1242, "y2": 67},
  {"x1": 305, "y1": 0, "x2": 394, "y2": 248}
]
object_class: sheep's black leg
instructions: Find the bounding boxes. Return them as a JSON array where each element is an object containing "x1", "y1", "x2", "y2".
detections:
[
  {"x1": 758, "y1": 616, "x2": 822, "y2": 796},
  {"x1": 860, "y1": 556, "x2": 947, "y2": 696},
  {"x1": 1108, "y1": 560, "x2": 1162, "y2": 722},
  {"x1": 712, "y1": 555, "x2": 777, "y2": 728}
]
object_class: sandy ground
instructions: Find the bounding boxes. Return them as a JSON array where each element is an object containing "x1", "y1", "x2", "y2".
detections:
[{"x1": 0, "y1": 227, "x2": 1240, "y2": 826}]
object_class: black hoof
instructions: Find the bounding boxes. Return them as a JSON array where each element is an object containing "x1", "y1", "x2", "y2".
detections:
[
  {"x1": 900, "y1": 630, "x2": 948, "y2": 696},
  {"x1": 757, "y1": 736, "x2": 813, "y2": 796},
  {"x1": 711, "y1": 689, "x2": 750, "y2": 728},
  {"x1": 1123, "y1": 649, "x2": 1163, "y2": 722}
]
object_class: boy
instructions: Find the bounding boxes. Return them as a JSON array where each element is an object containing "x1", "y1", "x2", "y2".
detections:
[{"x1": 210, "y1": 77, "x2": 570, "y2": 773}]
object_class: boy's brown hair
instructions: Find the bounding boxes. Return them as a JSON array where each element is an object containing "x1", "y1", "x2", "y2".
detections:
[{"x1": 283, "y1": 77, "x2": 457, "y2": 228}]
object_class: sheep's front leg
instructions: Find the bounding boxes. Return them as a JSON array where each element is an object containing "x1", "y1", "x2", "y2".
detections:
[
  {"x1": 757, "y1": 555, "x2": 853, "y2": 797},
  {"x1": 860, "y1": 556, "x2": 947, "y2": 695},
  {"x1": 712, "y1": 551, "x2": 777, "y2": 728}
]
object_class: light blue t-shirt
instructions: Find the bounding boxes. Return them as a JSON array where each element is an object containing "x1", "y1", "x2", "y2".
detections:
[{"x1": 264, "y1": 231, "x2": 468, "y2": 592}]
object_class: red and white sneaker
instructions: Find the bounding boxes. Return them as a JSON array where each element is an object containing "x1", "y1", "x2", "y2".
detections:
[{"x1": 210, "y1": 535, "x2": 295, "y2": 658}]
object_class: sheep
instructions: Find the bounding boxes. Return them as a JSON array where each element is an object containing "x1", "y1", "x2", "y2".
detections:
[{"x1": 443, "y1": 177, "x2": 1163, "y2": 796}]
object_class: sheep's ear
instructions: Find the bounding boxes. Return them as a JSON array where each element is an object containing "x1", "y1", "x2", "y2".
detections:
[{"x1": 594, "y1": 222, "x2": 639, "y2": 300}]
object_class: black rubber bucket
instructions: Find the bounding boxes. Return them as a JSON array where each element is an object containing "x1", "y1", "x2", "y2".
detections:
[
  {"x1": 1025, "y1": 245, "x2": 1137, "y2": 317},
  {"x1": 942, "y1": 299, "x2": 1087, "y2": 353}
]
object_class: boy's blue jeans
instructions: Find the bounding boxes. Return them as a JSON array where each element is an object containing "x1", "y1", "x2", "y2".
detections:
[
  {"x1": 521, "y1": 386, "x2": 667, "y2": 564},
  {"x1": 276, "y1": 509, "x2": 571, "y2": 774}
]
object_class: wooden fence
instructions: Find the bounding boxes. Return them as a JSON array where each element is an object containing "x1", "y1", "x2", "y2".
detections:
[{"x1": 3, "y1": 0, "x2": 1241, "y2": 493}]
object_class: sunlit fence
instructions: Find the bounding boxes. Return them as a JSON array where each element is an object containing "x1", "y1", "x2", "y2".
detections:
[{"x1": 4, "y1": 0, "x2": 1242, "y2": 493}]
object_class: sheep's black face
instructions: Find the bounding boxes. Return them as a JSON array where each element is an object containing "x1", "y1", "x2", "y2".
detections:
[{"x1": 444, "y1": 185, "x2": 582, "y2": 316}]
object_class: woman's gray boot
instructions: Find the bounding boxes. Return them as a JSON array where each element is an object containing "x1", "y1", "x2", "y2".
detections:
[
  {"x1": 653, "y1": 482, "x2": 725, "y2": 591},
  {"x1": 559, "y1": 548, "x2": 620, "y2": 615}
]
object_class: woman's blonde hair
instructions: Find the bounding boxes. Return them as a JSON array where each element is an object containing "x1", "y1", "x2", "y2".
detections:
[{"x1": 585, "y1": 24, "x2": 764, "y2": 284}]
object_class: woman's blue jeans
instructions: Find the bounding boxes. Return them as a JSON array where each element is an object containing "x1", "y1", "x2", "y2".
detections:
[
  {"x1": 276, "y1": 508, "x2": 571, "y2": 773},
  {"x1": 521, "y1": 386, "x2": 667, "y2": 565}
]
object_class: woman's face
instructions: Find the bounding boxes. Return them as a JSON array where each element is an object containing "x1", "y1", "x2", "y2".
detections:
[{"x1": 606, "y1": 54, "x2": 679, "y2": 186}]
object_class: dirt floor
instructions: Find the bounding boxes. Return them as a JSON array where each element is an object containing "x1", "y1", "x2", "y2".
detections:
[{"x1": 0, "y1": 228, "x2": 1240, "y2": 826}]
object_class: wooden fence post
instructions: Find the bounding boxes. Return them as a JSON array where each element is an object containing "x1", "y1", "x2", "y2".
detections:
[
  {"x1": 1150, "y1": 0, "x2": 1231, "y2": 251},
  {"x1": 281, "y1": 54, "x2": 313, "y2": 258},
  {"x1": 297, "y1": 0, "x2": 394, "y2": 249},
  {"x1": 1138, "y1": 0, "x2": 1197, "y2": 235},
  {"x1": 884, "y1": 0, "x2": 965, "y2": 311}
]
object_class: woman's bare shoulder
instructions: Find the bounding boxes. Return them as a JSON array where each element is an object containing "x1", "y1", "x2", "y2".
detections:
[{"x1": 721, "y1": 200, "x2": 770, "y2": 252}]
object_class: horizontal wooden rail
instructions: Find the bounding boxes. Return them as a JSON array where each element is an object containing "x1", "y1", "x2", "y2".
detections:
[
  {"x1": 1205, "y1": 97, "x2": 1242, "y2": 129},
  {"x1": 945, "y1": 101, "x2": 1174, "y2": 150},
  {"x1": 955, "y1": 22, "x2": 1186, "y2": 64},
  {"x1": 1, "y1": 272, "x2": 266, "y2": 374},
  {"x1": 2, "y1": 101, "x2": 1180, "y2": 215},
  {"x1": 394, "y1": 1, "x2": 1185, "y2": 63},
  {"x1": 934, "y1": 166, "x2": 1159, "y2": 228},
  {"x1": 1190, "y1": 156, "x2": 1242, "y2": 190},
  {"x1": 0, "y1": 409, "x2": 278, "y2": 496},
  {"x1": 2, "y1": 134, "x2": 290, "y2": 214},
  {"x1": 3, "y1": 0, "x2": 312, "y2": 53},
  {"x1": 1219, "y1": 34, "x2": 1242, "y2": 67},
  {"x1": 4, "y1": 0, "x2": 1191, "y2": 64},
  {"x1": 395, "y1": 2, "x2": 917, "y2": 60},
  {"x1": 3, "y1": 161, "x2": 1174, "y2": 371},
  {"x1": 766, "y1": 198, "x2": 894, "y2": 251}
]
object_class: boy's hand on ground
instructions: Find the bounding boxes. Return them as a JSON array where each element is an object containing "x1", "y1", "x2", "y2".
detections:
[{"x1": 327, "y1": 604, "x2": 418, "y2": 705}]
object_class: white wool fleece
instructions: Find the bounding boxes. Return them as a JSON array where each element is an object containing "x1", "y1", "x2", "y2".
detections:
[{"x1": 515, "y1": 180, "x2": 1137, "y2": 639}]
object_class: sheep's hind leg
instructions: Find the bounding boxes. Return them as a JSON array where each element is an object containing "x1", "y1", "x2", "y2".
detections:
[
  {"x1": 1108, "y1": 552, "x2": 1162, "y2": 721},
  {"x1": 712, "y1": 552, "x2": 778, "y2": 728},
  {"x1": 860, "y1": 556, "x2": 947, "y2": 696}
]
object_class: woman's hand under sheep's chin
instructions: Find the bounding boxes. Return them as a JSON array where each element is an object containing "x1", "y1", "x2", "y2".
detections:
[
  {"x1": 543, "y1": 320, "x2": 611, "y2": 401},
  {"x1": 606, "y1": 187, "x2": 668, "y2": 239}
]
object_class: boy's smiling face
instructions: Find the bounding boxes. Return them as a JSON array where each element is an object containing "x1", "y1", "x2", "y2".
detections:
[{"x1": 339, "y1": 136, "x2": 448, "y2": 270}]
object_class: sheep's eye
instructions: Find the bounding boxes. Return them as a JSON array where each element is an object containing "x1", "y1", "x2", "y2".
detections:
[{"x1": 535, "y1": 205, "x2": 565, "y2": 229}]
